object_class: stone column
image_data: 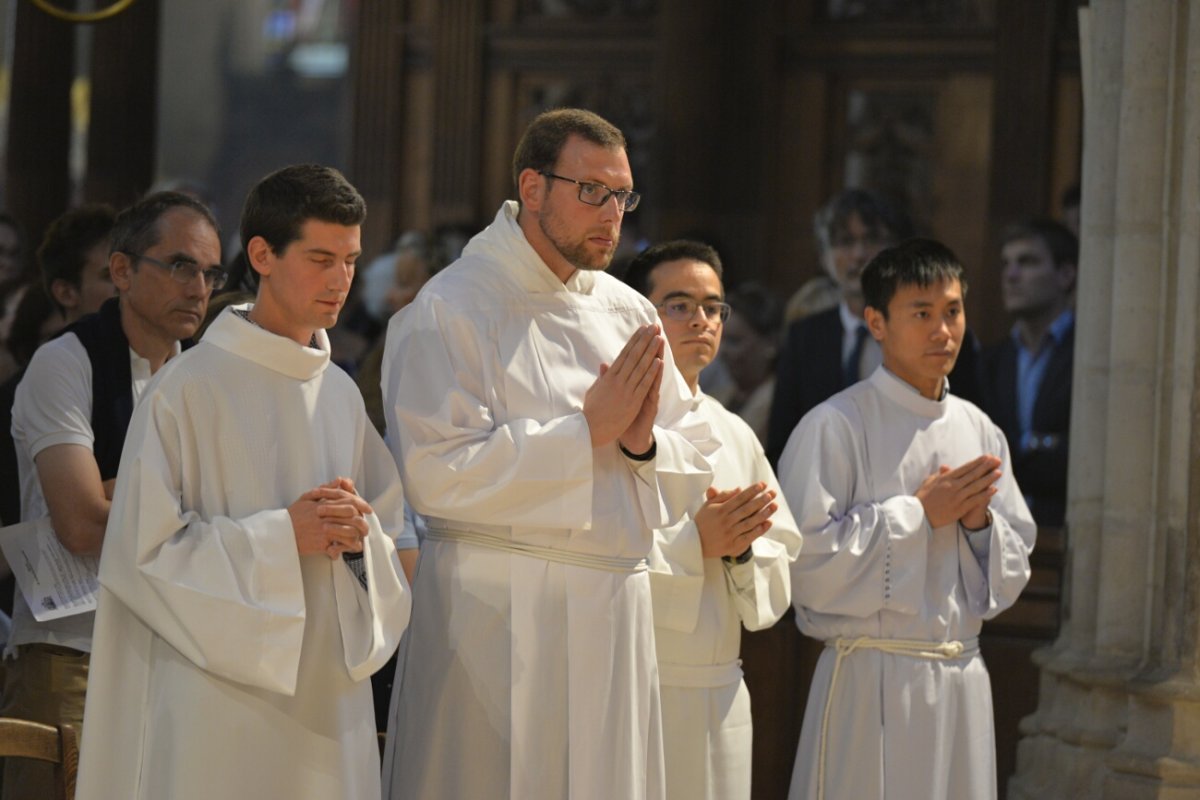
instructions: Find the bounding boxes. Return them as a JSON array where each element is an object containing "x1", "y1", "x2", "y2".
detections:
[{"x1": 1010, "y1": 2, "x2": 1200, "y2": 797}]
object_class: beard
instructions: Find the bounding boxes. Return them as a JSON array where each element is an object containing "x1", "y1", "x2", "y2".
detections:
[{"x1": 538, "y1": 208, "x2": 620, "y2": 272}]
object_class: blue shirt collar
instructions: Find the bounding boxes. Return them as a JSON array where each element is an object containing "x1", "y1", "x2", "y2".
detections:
[{"x1": 1011, "y1": 308, "x2": 1074, "y2": 352}]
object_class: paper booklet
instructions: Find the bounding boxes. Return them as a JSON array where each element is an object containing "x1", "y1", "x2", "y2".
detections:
[{"x1": 0, "y1": 517, "x2": 99, "y2": 621}]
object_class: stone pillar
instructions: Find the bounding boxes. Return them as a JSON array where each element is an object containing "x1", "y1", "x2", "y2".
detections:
[{"x1": 1009, "y1": 2, "x2": 1200, "y2": 797}]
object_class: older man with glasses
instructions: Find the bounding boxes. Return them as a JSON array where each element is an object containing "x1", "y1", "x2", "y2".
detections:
[
  {"x1": 381, "y1": 108, "x2": 716, "y2": 800},
  {"x1": 766, "y1": 188, "x2": 983, "y2": 466},
  {"x1": 2, "y1": 191, "x2": 221, "y2": 800}
]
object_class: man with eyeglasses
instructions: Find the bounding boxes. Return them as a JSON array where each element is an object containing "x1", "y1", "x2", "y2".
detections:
[
  {"x1": 3, "y1": 191, "x2": 221, "y2": 800},
  {"x1": 625, "y1": 240, "x2": 801, "y2": 800},
  {"x1": 381, "y1": 108, "x2": 715, "y2": 800},
  {"x1": 765, "y1": 189, "x2": 983, "y2": 466}
]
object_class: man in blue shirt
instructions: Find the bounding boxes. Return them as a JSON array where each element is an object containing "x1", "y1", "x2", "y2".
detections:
[{"x1": 981, "y1": 218, "x2": 1078, "y2": 526}]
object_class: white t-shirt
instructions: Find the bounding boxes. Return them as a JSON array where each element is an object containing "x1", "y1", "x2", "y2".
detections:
[{"x1": 7, "y1": 331, "x2": 162, "y2": 654}]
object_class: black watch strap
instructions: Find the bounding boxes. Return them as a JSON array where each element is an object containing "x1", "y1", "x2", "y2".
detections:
[
  {"x1": 722, "y1": 546, "x2": 753, "y2": 565},
  {"x1": 619, "y1": 440, "x2": 656, "y2": 461}
]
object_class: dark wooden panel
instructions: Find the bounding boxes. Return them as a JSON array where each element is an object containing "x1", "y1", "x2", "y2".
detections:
[
  {"x1": 350, "y1": 0, "x2": 409, "y2": 256},
  {"x1": 979, "y1": 0, "x2": 1061, "y2": 343},
  {"x1": 86, "y1": 0, "x2": 160, "y2": 208},
  {"x1": 430, "y1": 0, "x2": 486, "y2": 226},
  {"x1": 982, "y1": 525, "x2": 1064, "y2": 796},
  {"x1": 741, "y1": 611, "x2": 819, "y2": 800},
  {"x1": 5, "y1": 1, "x2": 75, "y2": 247}
]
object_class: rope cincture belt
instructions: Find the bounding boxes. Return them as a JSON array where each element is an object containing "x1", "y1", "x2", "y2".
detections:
[
  {"x1": 424, "y1": 524, "x2": 649, "y2": 574},
  {"x1": 815, "y1": 635, "x2": 980, "y2": 800}
]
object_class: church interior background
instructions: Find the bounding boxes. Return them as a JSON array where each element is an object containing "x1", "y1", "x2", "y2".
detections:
[{"x1": 3, "y1": 0, "x2": 1198, "y2": 797}]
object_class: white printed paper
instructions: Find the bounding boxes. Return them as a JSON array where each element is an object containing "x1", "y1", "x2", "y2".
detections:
[{"x1": 0, "y1": 517, "x2": 98, "y2": 621}]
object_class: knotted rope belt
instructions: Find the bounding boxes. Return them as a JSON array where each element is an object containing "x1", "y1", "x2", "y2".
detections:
[
  {"x1": 424, "y1": 522, "x2": 648, "y2": 573},
  {"x1": 816, "y1": 635, "x2": 979, "y2": 800}
]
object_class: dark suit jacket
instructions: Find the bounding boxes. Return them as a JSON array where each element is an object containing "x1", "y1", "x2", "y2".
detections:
[
  {"x1": 980, "y1": 322, "x2": 1074, "y2": 527},
  {"x1": 765, "y1": 305, "x2": 983, "y2": 465}
]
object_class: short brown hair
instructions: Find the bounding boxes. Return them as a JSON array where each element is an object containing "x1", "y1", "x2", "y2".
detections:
[
  {"x1": 511, "y1": 108, "x2": 626, "y2": 192},
  {"x1": 39, "y1": 204, "x2": 116, "y2": 313},
  {"x1": 240, "y1": 164, "x2": 365, "y2": 254}
]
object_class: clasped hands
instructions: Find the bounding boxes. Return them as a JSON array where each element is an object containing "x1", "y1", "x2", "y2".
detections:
[
  {"x1": 695, "y1": 482, "x2": 777, "y2": 559},
  {"x1": 289, "y1": 476, "x2": 374, "y2": 560},
  {"x1": 583, "y1": 324, "x2": 663, "y2": 455},
  {"x1": 915, "y1": 454, "x2": 1001, "y2": 531}
]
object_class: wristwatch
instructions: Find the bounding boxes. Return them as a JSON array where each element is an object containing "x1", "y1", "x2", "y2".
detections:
[
  {"x1": 722, "y1": 547, "x2": 753, "y2": 565},
  {"x1": 619, "y1": 440, "x2": 656, "y2": 461}
]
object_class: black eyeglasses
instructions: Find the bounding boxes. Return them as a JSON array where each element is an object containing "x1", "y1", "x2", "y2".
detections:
[
  {"x1": 539, "y1": 171, "x2": 641, "y2": 212},
  {"x1": 126, "y1": 253, "x2": 227, "y2": 291},
  {"x1": 655, "y1": 297, "x2": 731, "y2": 324}
]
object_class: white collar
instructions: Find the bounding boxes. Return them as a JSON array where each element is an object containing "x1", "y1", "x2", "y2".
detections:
[{"x1": 201, "y1": 303, "x2": 330, "y2": 381}]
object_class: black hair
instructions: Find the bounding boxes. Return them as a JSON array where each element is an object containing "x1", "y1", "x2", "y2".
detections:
[
  {"x1": 111, "y1": 191, "x2": 219, "y2": 262},
  {"x1": 1061, "y1": 183, "x2": 1081, "y2": 210},
  {"x1": 862, "y1": 238, "x2": 967, "y2": 319},
  {"x1": 624, "y1": 239, "x2": 723, "y2": 297},
  {"x1": 38, "y1": 204, "x2": 116, "y2": 314},
  {"x1": 726, "y1": 281, "x2": 783, "y2": 339},
  {"x1": 1000, "y1": 218, "x2": 1078, "y2": 268}
]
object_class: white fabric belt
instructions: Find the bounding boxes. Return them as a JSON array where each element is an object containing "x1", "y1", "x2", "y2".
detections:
[
  {"x1": 424, "y1": 523, "x2": 648, "y2": 574},
  {"x1": 657, "y1": 659, "x2": 742, "y2": 689},
  {"x1": 816, "y1": 636, "x2": 979, "y2": 800}
]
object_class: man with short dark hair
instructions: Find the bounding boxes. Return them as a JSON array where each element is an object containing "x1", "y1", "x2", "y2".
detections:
[
  {"x1": 778, "y1": 239, "x2": 1035, "y2": 800},
  {"x1": 627, "y1": 239, "x2": 801, "y2": 800},
  {"x1": 0, "y1": 205, "x2": 118, "y2": 527},
  {"x1": 3, "y1": 191, "x2": 220, "y2": 800},
  {"x1": 39, "y1": 204, "x2": 118, "y2": 325},
  {"x1": 766, "y1": 189, "x2": 982, "y2": 464},
  {"x1": 381, "y1": 109, "x2": 714, "y2": 800},
  {"x1": 981, "y1": 218, "x2": 1078, "y2": 526},
  {"x1": 77, "y1": 165, "x2": 411, "y2": 800}
]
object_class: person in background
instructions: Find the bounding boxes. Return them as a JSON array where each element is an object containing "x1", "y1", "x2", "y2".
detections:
[
  {"x1": 3, "y1": 193, "x2": 217, "y2": 800},
  {"x1": 980, "y1": 218, "x2": 1077, "y2": 527},
  {"x1": 714, "y1": 281, "x2": 783, "y2": 444},
  {"x1": 766, "y1": 188, "x2": 983, "y2": 465},
  {"x1": 0, "y1": 214, "x2": 33, "y2": 383}
]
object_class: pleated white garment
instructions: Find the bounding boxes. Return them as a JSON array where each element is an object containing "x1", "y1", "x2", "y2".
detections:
[
  {"x1": 380, "y1": 201, "x2": 716, "y2": 800},
  {"x1": 77, "y1": 308, "x2": 412, "y2": 800},
  {"x1": 778, "y1": 367, "x2": 1035, "y2": 800},
  {"x1": 649, "y1": 392, "x2": 802, "y2": 800}
]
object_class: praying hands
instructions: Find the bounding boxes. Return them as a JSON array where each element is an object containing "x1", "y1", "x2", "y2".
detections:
[
  {"x1": 289, "y1": 476, "x2": 374, "y2": 559},
  {"x1": 915, "y1": 454, "x2": 1001, "y2": 530}
]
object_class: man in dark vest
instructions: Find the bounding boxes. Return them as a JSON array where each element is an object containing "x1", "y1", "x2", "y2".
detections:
[
  {"x1": 980, "y1": 218, "x2": 1077, "y2": 527},
  {"x1": 0, "y1": 204, "x2": 118, "y2": 528},
  {"x1": 1, "y1": 192, "x2": 223, "y2": 800}
]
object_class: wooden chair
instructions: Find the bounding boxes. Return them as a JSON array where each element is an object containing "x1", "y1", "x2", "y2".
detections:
[{"x1": 0, "y1": 717, "x2": 78, "y2": 800}]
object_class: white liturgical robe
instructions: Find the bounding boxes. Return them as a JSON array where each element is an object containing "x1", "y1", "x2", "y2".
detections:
[
  {"x1": 76, "y1": 308, "x2": 412, "y2": 800},
  {"x1": 648, "y1": 392, "x2": 802, "y2": 800},
  {"x1": 380, "y1": 201, "x2": 716, "y2": 800},
  {"x1": 779, "y1": 367, "x2": 1035, "y2": 800}
]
